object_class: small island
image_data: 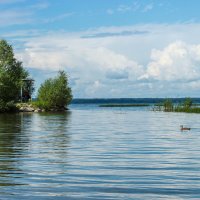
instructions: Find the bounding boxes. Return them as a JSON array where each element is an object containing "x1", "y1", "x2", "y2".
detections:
[{"x1": 0, "y1": 40, "x2": 72, "y2": 113}]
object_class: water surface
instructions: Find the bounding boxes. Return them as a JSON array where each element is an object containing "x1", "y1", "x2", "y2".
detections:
[{"x1": 0, "y1": 105, "x2": 200, "y2": 199}]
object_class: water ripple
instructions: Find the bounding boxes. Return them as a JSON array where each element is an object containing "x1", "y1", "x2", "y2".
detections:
[{"x1": 0, "y1": 110, "x2": 200, "y2": 199}]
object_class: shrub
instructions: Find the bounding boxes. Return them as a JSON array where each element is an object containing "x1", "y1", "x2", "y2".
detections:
[
  {"x1": 163, "y1": 99, "x2": 173, "y2": 112},
  {"x1": 37, "y1": 71, "x2": 72, "y2": 110},
  {"x1": 31, "y1": 100, "x2": 51, "y2": 110},
  {"x1": 183, "y1": 97, "x2": 192, "y2": 109},
  {"x1": 0, "y1": 39, "x2": 29, "y2": 103},
  {"x1": 0, "y1": 100, "x2": 18, "y2": 113}
]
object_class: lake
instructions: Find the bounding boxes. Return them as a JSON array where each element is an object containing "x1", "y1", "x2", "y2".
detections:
[{"x1": 0, "y1": 104, "x2": 200, "y2": 199}]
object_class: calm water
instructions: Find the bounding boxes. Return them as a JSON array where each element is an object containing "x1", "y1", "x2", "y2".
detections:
[{"x1": 0, "y1": 104, "x2": 200, "y2": 199}]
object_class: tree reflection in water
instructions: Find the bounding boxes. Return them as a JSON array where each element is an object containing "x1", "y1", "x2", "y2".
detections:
[
  {"x1": 0, "y1": 113, "x2": 26, "y2": 187},
  {"x1": 0, "y1": 112, "x2": 71, "y2": 189},
  {"x1": 27, "y1": 112, "x2": 71, "y2": 175}
]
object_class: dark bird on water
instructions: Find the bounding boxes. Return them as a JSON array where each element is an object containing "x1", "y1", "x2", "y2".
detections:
[{"x1": 180, "y1": 125, "x2": 191, "y2": 131}]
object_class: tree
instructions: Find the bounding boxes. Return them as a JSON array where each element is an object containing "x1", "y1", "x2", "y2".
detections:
[
  {"x1": 163, "y1": 99, "x2": 173, "y2": 112},
  {"x1": 0, "y1": 39, "x2": 29, "y2": 103},
  {"x1": 37, "y1": 71, "x2": 72, "y2": 109},
  {"x1": 22, "y1": 78, "x2": 35, "y2": 102},
  {"x1": 183, "y1": 97, "x2": 192, "y2": 109}
]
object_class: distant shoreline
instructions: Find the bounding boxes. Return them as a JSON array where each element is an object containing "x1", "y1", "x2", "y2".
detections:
[
  {"x1": 99, "y1": 104, "x2": 150, "y2": 107},
  {"x1": 72, "y1": 98, "x2": 200, "y2": 104}
]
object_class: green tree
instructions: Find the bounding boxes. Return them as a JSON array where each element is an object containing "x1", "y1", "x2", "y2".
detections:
[
  {"x1": 37, "y1": 71, "x2": 72, "y2": 109},
  {"x1": 0, "y1": 39, "x2": 29, "y2": 103},
  {"x1": 163, "y1": 99, "x2": 173, "y2": 112},
  {"x1": 183, "y1": 97, "x2": 192, "y2": 109}
]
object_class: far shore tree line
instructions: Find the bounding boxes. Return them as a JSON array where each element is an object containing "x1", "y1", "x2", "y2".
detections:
[{"x1": 0, "y1": 39, "x2": 72, "y2": 113}]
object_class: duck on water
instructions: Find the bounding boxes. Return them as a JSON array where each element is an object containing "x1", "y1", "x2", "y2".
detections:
[{"x1": 180, "y1": 125, "x2": 191, "y2": 131}]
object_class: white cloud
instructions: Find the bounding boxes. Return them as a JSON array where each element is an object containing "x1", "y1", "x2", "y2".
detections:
[
  {"x1": 106, "y1": 1, "x2": 155, "y2": 15},
  {"x1": 17, "y1": 36, "x2": 143, "y2": 79},
  {"x1": 106, "y1": 2, "x2": 140, "y2": 15},
  {"x1": 142, "y1": 3, "x2": 154, "y2": 12},
  {"x1": 106, "y1": 9, "x2": 114, "y2": 15},
  {"x1": 0, "y1": 2, "x2": 49, "y2": 26},
  {"x1": 85, "y1": 80, "x2": 103, "y2": 96},
  {"x1": 30, "y1": 2, "x2": 49, "y2": 10},
  {"x1": 0, "y1": 9, "x2": 33, "y2": 26},
  {"x1": 144, "y1": 41, "x2": 200, "y2": 81},
  {"x1": 117, "y1": 4, "x2": 133, "y2": 12},
  {"x1": 43, "y1": 12, "x2": 74, "y2": 23},
  {"x1": 13, "y1": 23, "x2": 200, "y2": 97},
  {"x1": 0, "y1": 0, "x2": 26, "y2": 4}
]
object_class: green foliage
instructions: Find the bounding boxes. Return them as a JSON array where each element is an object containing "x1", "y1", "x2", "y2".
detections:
[
  {"x1": 22, "y1": 79, "x2": 35, "y2": 102},
  {"x1": 37, "y1": 71, "x2": 72, "y2": 109},
  {"x1": 154, "y1": 97, "x2": 200, "y2": 113},
  {"x1": 174, "y1": 106, "x2": 200, "y2": 113},
  {"x1": 0, "y1": 100, "x2": 18, "y2": 113},
  {"x1": 163, "y1": 99, "x2": 173, "y2": 112},
  {"x1": 174, "y1": 97, "x2": 193, "y2": 112},
  {"x1": 0, "y1": 39, "x2": 29, "y2": 103},
  {"x1": 31, "y1": 100, "x2": 51, "y2": 110},
  {"x1": 183, "y1": 97, "x2": 192, "y2": 109}
]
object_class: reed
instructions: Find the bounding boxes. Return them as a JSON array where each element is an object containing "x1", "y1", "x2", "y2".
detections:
[
  {"x1": 153, "y1": 97, "x2": 200, "y2": 113},
  {"x1": 174, "y1": 106, "x2": 200, "y2": 113}
]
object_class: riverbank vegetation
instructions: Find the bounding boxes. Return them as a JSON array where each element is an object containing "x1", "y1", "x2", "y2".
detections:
[
  {"x1": 33, "y1": 71, "x2": 72, "y2": 111},
  {"x1": 153, "y1": 98, "x2": 200, "y2": 113},
  {"x1": 0, "y1": 40, "x2": 30, "y2": 112}
]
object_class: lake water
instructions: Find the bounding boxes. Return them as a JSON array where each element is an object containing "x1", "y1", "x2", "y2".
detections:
[{"x1": 0, "y1": 104, "x2": 200, "y2": 199}]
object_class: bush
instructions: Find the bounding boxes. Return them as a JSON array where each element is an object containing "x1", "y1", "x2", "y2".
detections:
[
  {"x1": 37, "y1": 71, "x2": 72, "y2": 110},
  {"x1": 0, "y1": 39, "x2": 29, "y2": 103},
  {"x1": 31, "y1": 100, "x2": 51, "y2": 110},
  {"x1": 183, "y1": 97, "x2": 192, "y2": 109},
  {"x1": 163, "y1": 99, "x2": 173, "y2": 112},
  {"x1": 0, "y1": 100, "x2": 18, "y2": 113}
]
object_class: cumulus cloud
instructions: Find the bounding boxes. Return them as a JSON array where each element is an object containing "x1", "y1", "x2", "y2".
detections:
[
  {"x1": 13, "y1": 23, "x2": 200, "y2": 97},
  {"x1": 106, "y1": 70, "x2": 129, "y2": 80},
  {"x1": 143, "y1": 41, "x2": 200, "y2": 81},
  {"x1": 16, "y1": 30, "x2": 144, "y2": 75}
]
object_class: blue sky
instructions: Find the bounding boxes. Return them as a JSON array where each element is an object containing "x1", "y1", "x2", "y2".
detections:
[{"x1": 1, "y1": 0, "x2": 200, "y2": 98}]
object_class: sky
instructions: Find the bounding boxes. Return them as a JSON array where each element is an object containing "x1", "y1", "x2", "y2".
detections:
[{"x1": 1, "y1": 0, "x2": 200, "y2": 98}]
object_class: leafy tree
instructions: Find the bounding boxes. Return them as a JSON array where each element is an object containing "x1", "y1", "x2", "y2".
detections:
[
  {"x1": 22, "y1": 78, "x2": 35, "y2": 102},
  {"x1": 0, "y1": 39, "x2": 29, "y2": 103},
  {"x1": 183, "y1": 97, "x2": 192, "y2": 109},
  {"x1": 37, "y1": 71, "x2": 72, "y2": 109},
  {"x1": 163, "y1": 99, "x2": 173, "y2": 112}
]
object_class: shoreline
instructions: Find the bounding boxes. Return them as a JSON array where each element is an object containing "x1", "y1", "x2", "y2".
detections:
[
  {"x1": 16, "y1": 103, "x2": 68, "y2": 113},
  {"x1": 99, "y1": 104, "x2": 150, "y2": 107}
]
